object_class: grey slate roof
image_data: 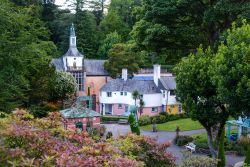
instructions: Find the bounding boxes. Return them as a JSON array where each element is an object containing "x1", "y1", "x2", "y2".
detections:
[
  {"x1": 51, "y1": 58, "x2": 65, "y2": 71},
  {"x1": 85, "y1": 59, "x2": 109, "y2": 76},
  {"x1": 159, "y1": 76, "x2": 176, "y2": 90},
  {"x1": 63, "y1": 47, "x2": 83, "y2": 57},
  {"x1": 100, "y1": 79, "x2": 161, "y2": 94}
]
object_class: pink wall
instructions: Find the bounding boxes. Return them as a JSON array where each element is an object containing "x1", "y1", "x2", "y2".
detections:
[
  {"x1": 112, "y1": 104, "x2": 127, "y2": 115},
  {"x1": 139, "y1": 106, "x2": 161, "y2": 117},
  {"x1": 63, "y1": 117, "x2": 101, "y2": 131},
  {"x1": 111, "y1": 104, "x2": 161, "y2": 117}
]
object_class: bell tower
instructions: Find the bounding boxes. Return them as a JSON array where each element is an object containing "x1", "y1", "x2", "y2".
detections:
[{"x1": 70, "y1": 23, "x2": 76, "y2": 48}]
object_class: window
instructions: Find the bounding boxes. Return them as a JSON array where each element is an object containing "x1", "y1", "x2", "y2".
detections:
[
  {"x1": 71, "y1": 72, "x2": 84, "y2": 91},
  {"x1": 107, "y1": 92, "x2": 112, "y2": 97},
  {"x1": 120, "y1": 92, "x2": 123, "y2": 96},
  {"x1": 124, "y1": 92, "x2": 127, "y2": 96},
  {"x1": 170, "y1": 90, "x2": 175, "y2": 96},
  {"x1": 118, "y1": 104, "x2": 122, "y2": 109},
  {"x1": 140, "y1": 95, "x2": 143, "y2": 99},
  {"x1": 162, "y1": 90, "x2": 165, "y2": 98},
  {"x1": 152, "y1": 107, "x2": 158, "y2": 113}
]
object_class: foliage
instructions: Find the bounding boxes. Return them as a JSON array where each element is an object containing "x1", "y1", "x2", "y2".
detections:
[
  {"x1": 128, "y1": 114, "x2": 140, "y2": 135},
  {"x1": 181, "y1": 150, "x2": 217, "y2": 167},
  {"x1": 98, "y1": 31, "x2": 122, "y2": 59},
  {"x1": 101, "y1": 116, "x2": 128, "y2": 123},
  {"x1": 75, "y1": 10, "x2": 100, "y2": 58},
  {"x1": 0, "y1": 0, "x2": 57, "y2": 112},
  {"x1": 131, "y1": 0, "x2": 250, "y2": 64},
  {"x1": 174, "y1": 47, "x2": 229, "y2": 158},
  {"x1": 245, "y1": 145, "x2": 250, "y2": 165},
  {"x1": 110, "y1": 134, "x2": 175, "y2": 167},
  {"x1": 217, "y1": 130, "x2": 225, "y2": 167},
  {"x1": 174, "y1": 135, "x2": 193, "y2": 146},
  {"x1": 151, "y1": 115, "x2": 166, "y2": 124},
  {"x1": 106, "y1": 131, "x2": 113, "y2": 139},
  {"x1": 104, "y1": 43, "x2": 144, "y2": 78},
  {"x1": 0, "y1": 109, "x2": 175, "y2": 166},
  {"x1": 100, "y1": 10, "x2": 130, "y2": 40},
  {"x1": 138, "y1": 115, "x2": 151, "y2": 126},
  {"x1": 49, "y1": 71, "x2": 77, "y2": 104},
  {"x1": 212, "y1": 21, "x2": 250, "y2": 117}
]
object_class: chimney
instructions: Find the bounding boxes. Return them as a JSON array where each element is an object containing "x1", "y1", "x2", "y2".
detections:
[
  {"x1": 153, "y1": 64, "x2": 161, "y2": 86},
  {"x1": 122, "y1": 68, "x2": 128, "y2": 81}
]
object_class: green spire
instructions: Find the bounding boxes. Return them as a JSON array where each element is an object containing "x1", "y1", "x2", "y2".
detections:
[{"x1": 70, "y1": 23, "x2": 75, "y2": 36}]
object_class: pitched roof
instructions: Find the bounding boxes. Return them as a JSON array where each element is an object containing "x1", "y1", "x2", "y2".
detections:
[
  {"x1": 63, "y1": 47, "x2": 83, "y2": 57},
  {"x1": 60, "y1": 107, "x2": 101, "y2": 118},
  {"x1": 100, "y1": 79, "x2": 161, "y2": 94},
  {"x1": 159, "y1": 76, "x2": 176, "y2": 90},
  {"x1": 84, "y1": 59, "x2": 109, "y2": 76},
  {"x1": 51, "y1": 58, "x2": 65, "y2": 71}
]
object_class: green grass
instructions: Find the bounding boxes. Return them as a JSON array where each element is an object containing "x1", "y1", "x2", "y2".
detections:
[
  {"x1": 140, "y1": 118, "x2": 203, "y2": 131},
  {"x1": 192, "y1": 128, "x2": 238, "y2": 149}
]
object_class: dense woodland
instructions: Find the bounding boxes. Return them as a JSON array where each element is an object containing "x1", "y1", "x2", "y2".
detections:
[{"x1": 0, "y1": 0, "x2": 249, "y2": 113}]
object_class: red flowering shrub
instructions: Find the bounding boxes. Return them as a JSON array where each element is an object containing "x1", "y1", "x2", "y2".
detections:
[{"x1": 0, "y1": 109, "x2": 175, "y2": 167}]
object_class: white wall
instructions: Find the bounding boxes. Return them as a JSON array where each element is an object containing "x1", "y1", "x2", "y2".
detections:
[
  {"x1": 99, "y1": 91, "x2": 162, "y2": 107},
  {"x1": 63, "y1": 57, "x2": 83, "y2": 69},
  {"x1": 166, "y1": 91, "x2": 177, "y2": 105}
]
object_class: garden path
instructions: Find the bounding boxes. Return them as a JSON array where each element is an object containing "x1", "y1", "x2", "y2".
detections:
[{"x1": 104, "y1": 124, "x2": 245, "y2": 167}]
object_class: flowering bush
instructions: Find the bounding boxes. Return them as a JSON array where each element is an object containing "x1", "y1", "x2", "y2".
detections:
[{"x1": 0, "y1": 109, "x2": 175, "y2": 167}]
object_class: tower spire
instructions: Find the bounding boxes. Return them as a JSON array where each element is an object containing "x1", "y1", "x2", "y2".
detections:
[{"x1": 69, "y1": 23, "x2": 76, "y2": 47}]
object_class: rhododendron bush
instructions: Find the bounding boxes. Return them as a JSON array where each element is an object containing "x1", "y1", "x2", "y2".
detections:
[{"x1": 0, "y1": 109, "x2": 175, "y2": 167}]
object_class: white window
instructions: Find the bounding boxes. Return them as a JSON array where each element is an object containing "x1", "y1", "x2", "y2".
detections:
[
  {"x1": 118, "y1": 104, "x2": 122, "y2": 109},
  {"x1": 71, "y1": 72, "x2": 84, "y2": 91},
  {"x1": 152, "y1": 107, "x2": 158, "y2": 113},
  {"x1": 107, "y1": 92, "x2": 112, "y2": 97},
  {"x1": 120, "y1": 92, "x2": 123, "y2": 96},
  {"x1": 124, "y1": 92, "x2": 127, "y2": 96}
]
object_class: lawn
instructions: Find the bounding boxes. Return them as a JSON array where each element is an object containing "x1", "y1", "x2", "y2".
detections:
[
  {"x1": 140, "y1": 118, "x2": 203, "y2": 131},
  {"x1": 192, "y1": 128, "x2": 238, "y2": 149}
]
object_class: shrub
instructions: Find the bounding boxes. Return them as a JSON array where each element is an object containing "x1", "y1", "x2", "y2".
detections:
[
  {"x1": 101, "y1": 116, "x2": 128, "y2": 123},
  {"x1": 138, "y1": 115, "x2": 151, "y2": 126},
  {"x1": 151, "y1": 115, "x2": 166, "y2": 124},
  {"x1": 181, "y1": 150, "x2": 217, "y2": 167},
  {"x1": 110, "y1": 134, "x2": 176, "y2": 167},
  {"x1": 245, "y1": 145, "x2": 250, "y2": 165},
  {"x1": 106, "y1": 131, "x2": 113, "y2": 139},
  {"x1": 174, "y1": 135, "x2": 193, "y2": 146},
  {"x1": 128, "y1": 114, "x2": 140, "y2": 135}
]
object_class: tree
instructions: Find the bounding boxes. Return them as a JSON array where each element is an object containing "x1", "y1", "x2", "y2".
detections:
[
  {"x1": 128, "y1": 114, "x2": 140, "y2": 135},
  {"x1": 131, "y1": 0, "x2": 250, "y2": 64},
  {"x1": 0, "y1": 0, "x2": 57, "y2": 112},
  {"x1": 49, "y1": 72, "x2": 77, "y2": 106},
  {"x1": 138, "y1": 98, "x2": 145, "y2": 116},
  {"x1": 217, "y1": 130, "x2": 225, "y2": 167},
  {"x1": 98, "y1": 31, "x2": 122, "y2": 59},
  {"x1": 75, "y1": 10, "x2": 100, "y2": 58},
  {"x1": 104, "y1": 43, "x2": 144, "y2": 78},
  {"x1": 213, "y1": 21, "x2": 250, "y2": 118},
  {"x1": 174, "y1": 48, "x2": 228, "y2": 158},
  {"x1": 100, "y1": 11, "x2": 130, "y2": 40}
]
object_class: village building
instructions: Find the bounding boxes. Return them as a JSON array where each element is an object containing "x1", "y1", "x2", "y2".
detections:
[
  {"x1": 51, "y1": 24, "x2": 110, "y2": 112},
  {"x1": 60, "y1": 96, "x2": 101, "y2": 131},
  {"x1": 99, "y1": 65, "x2": 182, "y2": 117}
]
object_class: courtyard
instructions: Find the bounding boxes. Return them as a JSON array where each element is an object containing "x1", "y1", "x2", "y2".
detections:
[{"x1": 104, "y1": 123, "x2": 245, "y2": 167}]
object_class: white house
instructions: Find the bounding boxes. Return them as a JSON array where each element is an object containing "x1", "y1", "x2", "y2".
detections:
[{"x1": 99, "y1": 65, "x2": 182, "y2": 116}]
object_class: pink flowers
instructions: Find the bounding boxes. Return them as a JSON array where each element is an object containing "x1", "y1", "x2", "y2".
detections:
[{"x1": 0, "y1": 110, "x2": 175, "y2": 166}]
